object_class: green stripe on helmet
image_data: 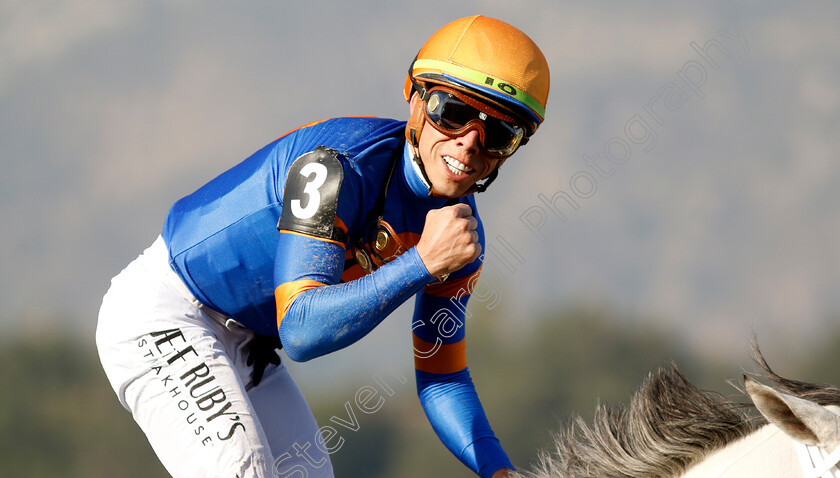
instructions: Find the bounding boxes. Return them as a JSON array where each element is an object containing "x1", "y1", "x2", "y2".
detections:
[{"x1": 413, "y1": 58, "x2": 546, "y2": 120}]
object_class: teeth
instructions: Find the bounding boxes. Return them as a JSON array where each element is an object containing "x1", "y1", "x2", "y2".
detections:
[{"x1": 443, "y1": 155, "x2": 474, "y2": 176}]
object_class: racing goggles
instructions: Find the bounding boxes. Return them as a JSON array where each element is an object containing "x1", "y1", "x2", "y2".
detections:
[{"x1": 423, "y1": 86, "x2": 527, "y2": 157}]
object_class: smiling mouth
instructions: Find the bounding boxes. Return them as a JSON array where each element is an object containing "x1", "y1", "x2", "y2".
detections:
[{"x1": 443, "y1": 155, "x2": 475, "y2": 176}]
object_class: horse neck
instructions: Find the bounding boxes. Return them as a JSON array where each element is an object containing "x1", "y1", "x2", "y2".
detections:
[{"x1": 679, "y1": 424, "x2": 803, "y2": 478}]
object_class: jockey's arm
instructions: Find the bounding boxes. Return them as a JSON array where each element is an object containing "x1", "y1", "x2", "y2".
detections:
[
  {"x1": 412, "y1": 278, "x2": 514, "y2": 477},
  {"x1": 274, "y1": 230, "x2": 433, "y2": 362}
]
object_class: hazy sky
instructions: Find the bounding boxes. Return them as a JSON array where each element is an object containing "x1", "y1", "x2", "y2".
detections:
[{"x1": 2, "y1": 1, "x2": 839, "y2": 380}]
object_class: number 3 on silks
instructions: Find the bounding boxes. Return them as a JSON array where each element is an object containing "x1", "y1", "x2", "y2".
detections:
[
  {"x1": 277, "y1": 146, "x2": 345, "y2": 242},
  {"x1": 291, "y1": 162, "x2": 327, "y2": 219}
]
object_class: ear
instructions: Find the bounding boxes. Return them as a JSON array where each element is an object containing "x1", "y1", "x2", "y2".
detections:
[
  {"x1": 405, "y1": 92, "x2": 425, "y2": 146},
  {"x1": 408, "y1": 91, "x2": 421, "y2": 109},
  {"x1": 745, "y1": 376, "x2": 840, "y2": 450}
]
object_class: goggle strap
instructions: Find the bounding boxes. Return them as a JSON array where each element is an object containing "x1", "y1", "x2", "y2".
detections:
[{"x1": 408, "y1": 56, "x2": 430, "y2": 102}]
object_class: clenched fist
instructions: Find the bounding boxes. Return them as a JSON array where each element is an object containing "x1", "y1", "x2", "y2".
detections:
[{"x1": 415, "y1": 203, "x2": 481, "y2": 279}]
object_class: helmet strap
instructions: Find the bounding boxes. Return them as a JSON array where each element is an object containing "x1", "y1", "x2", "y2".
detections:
[
  {"x1": 407, "y1": 56, "x2": 430, "y2": 102},
  {"x1": 463, "y1": 166, "x2": 499, "y2": 195},
  {"x1": 474, "y1": 167, "x2": 499, "y2": 193},
  {"x1": 405, "y1": 92, "x2": 437, "y2": 196},
  {"x1": 406, "y1": 92, "x2": 426, "y2": 148},
  {"x1": 407, "y1": 142, "x2": 440, "y2": 197}
]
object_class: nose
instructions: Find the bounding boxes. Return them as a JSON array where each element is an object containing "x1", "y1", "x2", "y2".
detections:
[{"x1": 455, "y1": 128, "x2": 481, "y2": 154}]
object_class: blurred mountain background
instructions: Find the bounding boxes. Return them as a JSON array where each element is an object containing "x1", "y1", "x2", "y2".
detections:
[{"x1": 1, "y1": 0, "x2": 839, "y2": 475}]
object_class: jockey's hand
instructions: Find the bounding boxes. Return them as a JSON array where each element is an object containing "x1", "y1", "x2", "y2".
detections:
[
  {"x1": 491, "y1": 468, "x2": 518, "y2": 478},
  {"x1": 415, "y1": 203, "x2": 481, "y2": 279}
]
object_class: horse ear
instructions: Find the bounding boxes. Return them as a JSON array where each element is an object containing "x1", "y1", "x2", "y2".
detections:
[{"x1": 745, "y1": 376, "x2": 840, "y2": 450}]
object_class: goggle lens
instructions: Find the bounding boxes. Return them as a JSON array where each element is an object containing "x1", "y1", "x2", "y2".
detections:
[{"x1": 424, "y1": 88, "x2": 525, "y2": 157}]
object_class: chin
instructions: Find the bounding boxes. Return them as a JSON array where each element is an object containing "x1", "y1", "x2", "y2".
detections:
[
  {"x1": 436, "y1": 184, "x2": 471, "y2": 199},
  {"x1": 429, "y1": 166, "x2": 479, "y2": 198}
]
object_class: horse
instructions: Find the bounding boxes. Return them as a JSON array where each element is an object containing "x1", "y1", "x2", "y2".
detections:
[{"x1": 521, "y1": 347, "x2": 840, "y2": 478}]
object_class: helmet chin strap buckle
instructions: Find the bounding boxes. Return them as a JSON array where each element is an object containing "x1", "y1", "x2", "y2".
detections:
[{"x1": 469, "y1": 167, "x2": 499, "y2": 194}]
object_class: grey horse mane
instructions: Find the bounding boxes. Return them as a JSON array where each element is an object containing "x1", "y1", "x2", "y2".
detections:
[{"x1": 525, "y1": 345, "x2": 840, "y2": 478}]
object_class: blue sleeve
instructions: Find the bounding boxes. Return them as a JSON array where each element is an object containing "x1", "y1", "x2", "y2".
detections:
[
  {"x1": 413, "y1": 286, "x2": 513, "y2": 477},
  {"x1": 416, "y1": 369, "x2": 513, "y2": 477}
]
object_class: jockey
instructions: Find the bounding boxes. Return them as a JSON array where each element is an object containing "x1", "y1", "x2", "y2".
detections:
[{"x1": 96, "y1": 15, "x2": 549, "y2": 478}]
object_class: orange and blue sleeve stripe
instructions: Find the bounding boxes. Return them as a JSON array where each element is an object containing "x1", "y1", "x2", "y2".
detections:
[
  {"x1": 422, "y1": 267, "x2": 481, "y2": 298},
  {"x1": 413, "y1": 335, "x2": 467, "y2": 374},
  {"x1": 411, "y1": 270, "x2": 513, "y2": 477},
  {"x1": 274, "y1": 230, "x2": 343, "y2": 330},
  {"x1": 275, "y1": 279, "x2": 325, "y2": 327},
  {"x1": 412, "y1": 266, "x2": 481, "y2": 373}
]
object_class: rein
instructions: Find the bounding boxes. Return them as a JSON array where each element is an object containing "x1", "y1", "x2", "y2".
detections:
[{"x1": 796, "y1": 443, "x2": 840, "y2": 478}]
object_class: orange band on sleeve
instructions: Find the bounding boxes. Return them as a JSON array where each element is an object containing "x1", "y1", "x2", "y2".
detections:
[
  {"x1": 423, "y1": 266, "x2": 482, "y2": 298},
  {"x1": 275, "y1": 280, "x2": 325, "y2": 327},
  {"x1": 413, "y1": 336, "x2": 467, "y2": 374}
]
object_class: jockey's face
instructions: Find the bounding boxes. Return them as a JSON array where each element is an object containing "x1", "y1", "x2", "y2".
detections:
[{"x1": 410, "y1": 93, "x2": 501, "y2": 198}]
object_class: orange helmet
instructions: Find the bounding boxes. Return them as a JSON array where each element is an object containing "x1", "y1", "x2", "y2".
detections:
[{"x1": 405, "y1": 15, "x2": 550, "y2": 136}]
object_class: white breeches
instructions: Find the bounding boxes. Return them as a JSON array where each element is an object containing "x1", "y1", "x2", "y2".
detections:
[{"x1": 96, "y1": 237, "x2": 334, "y2": 478}]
